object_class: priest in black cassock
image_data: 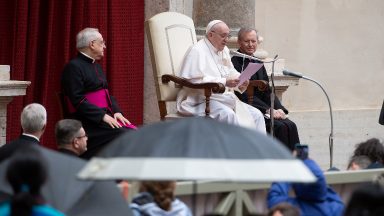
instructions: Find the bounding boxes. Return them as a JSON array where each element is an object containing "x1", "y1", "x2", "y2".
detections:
[
  {"x1": 61, "y1": 27, "x2": 134, "y2": 159},
  {"x1": 231, "y1": 28, "x2": 300, "y2": 151}
]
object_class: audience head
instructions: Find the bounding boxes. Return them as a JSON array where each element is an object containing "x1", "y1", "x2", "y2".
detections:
[
  {"x1": 347, "y1": 155, "x2": 372, "y2": 170},
  {"x1": 6, "y1": 146, "x2": 47, "y2": 216},
  {"x1": 268, "y1": 202, "x2": 300, "y2": 216},
  {"x1": 352, "y1": 138, "x2": 384, "y2": 165},
  {"x1": 55, "y1": 119, "x2": 87, "y2": 155},
  {"x1": 20, "y1": 103, "x2": 47, "y2": 137},
  {"x1": 139, "y1": 181, "x2": 176, "y2": 211},
  {"x1": 344, "y1": 183, "x2": 384, "y2": 216},
  {"x1": 205, "y1": 20, "x2": 231, "y2": 51},
  {"x1": 237, "y1": 27, "x2": 259, "y2": 56},
  {"x1": 76, "y1": 27, "x2": 106, "y2": 60}
]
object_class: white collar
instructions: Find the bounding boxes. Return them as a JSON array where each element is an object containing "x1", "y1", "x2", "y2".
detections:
[
  {"x1": 204, "y1": 37, "x2": 220, "y2": 54},
  {"x1": 80, "y1": 51, "x2": 96, "y2": 63},
  {"x1": 22, "y1": 133, "x2": 40, "y2": 142}
]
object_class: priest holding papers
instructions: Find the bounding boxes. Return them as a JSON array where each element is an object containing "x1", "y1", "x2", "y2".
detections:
[
  {"x1": 176, "y1": 20, "x2": 266, "y2": 133},
  {"x1": 231, "y1": 28, "x2": 300, "y2": 150}
]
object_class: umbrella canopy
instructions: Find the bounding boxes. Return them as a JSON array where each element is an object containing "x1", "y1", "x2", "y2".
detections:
[
  {"x1": 0, "y1": 145, "x2": 132, "y2": 216},
  {"x1": 78, "y1": 117, "x2": 315, "y2": 183}
]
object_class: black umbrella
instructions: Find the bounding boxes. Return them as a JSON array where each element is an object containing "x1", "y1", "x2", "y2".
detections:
[
  {"x1": 0, "y1": 145, "x2": 132, "y2": 216},
  {"x1": 78, "y1": 117, "x2": 315, "y2": 182}
]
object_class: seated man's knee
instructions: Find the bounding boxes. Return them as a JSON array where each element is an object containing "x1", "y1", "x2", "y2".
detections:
[{"x1": 216, "y1": 108, "x2": 237, "y2": 123}]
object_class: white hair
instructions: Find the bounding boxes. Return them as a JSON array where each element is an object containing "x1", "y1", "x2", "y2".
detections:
[
  {"x1": 76, "y1": 28, "x2": 101, "y2": 49},
  {"x1": 20, "y1": 103, "x2": 47, "y2": 133}
]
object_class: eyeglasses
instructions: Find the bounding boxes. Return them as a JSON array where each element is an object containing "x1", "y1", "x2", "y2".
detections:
[
  {"x1": 76, "y1": 134, "x2": 88, "y2": 139},
  {"x1": 92, "y1": 39, "x2": 106, "y2": 47},
  {"x1": 211, "y1": 31, "x2": 232, "y2": 40},
  {"x1": 241, "y1": 39, "x2": 258, "y2": 45}
]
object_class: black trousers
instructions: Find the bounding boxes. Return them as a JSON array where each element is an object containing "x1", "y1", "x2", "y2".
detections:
[
  {"x1": 80, "y1": 119, "x2": 134, "y2": 159},
  {"x1": 265, "y1": 118, "x2": 300, "y2": 151}
]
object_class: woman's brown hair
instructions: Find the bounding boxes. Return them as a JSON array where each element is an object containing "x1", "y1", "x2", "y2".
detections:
[{"x1": 140, "y1": 181, "x2": 176, "y2": 211}]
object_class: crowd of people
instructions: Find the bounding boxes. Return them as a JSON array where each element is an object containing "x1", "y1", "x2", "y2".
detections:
[{"x1": 0, "y1": 19, "x2": 383, "y2": 216}]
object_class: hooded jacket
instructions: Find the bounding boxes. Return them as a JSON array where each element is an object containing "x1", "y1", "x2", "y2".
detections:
[{"x1": 267, "y1": 159, "x2": 344, "y2": 216}]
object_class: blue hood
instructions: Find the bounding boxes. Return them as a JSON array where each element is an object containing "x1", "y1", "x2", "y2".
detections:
[{"x1": 292, "y1": 159, "x2": 327, "y2": 201}]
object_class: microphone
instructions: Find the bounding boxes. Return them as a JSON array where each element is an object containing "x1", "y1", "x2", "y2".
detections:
[
  {"x1": 282, "y1": 69, "x2": 303, "y2": 78},
  {"x1": 283, "y1": 68, "x2": 335, "y2": 169},
  {"x1": 230, "y1": 50, "x2": 278, "y2": 63}
]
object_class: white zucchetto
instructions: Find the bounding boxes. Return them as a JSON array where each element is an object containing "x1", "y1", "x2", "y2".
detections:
[{"x1": 205, "y1": 20, "x2": 224, "y2": 34}]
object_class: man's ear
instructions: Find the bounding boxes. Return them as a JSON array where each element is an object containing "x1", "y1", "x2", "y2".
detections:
[
  {"x1": 41, "y1": 123, "x2": 46, "y2": 132},
  {"x1": 73, "y1": 141, "x2": 80, "y2": 149}
]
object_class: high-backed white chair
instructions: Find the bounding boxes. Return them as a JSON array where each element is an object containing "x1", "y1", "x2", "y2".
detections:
[{"x1": 145, "y1": 12, "x2": 225, "y2": 120}]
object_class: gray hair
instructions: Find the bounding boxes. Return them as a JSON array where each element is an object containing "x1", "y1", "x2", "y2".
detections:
[
  {"x1": 348, "y1": 155, "x2": 372, "y2": 170},
  {"x1": 55, "y1": 119, "x2": 83, "y2": 146},
  {"x1": 237, "y1": 27, "x2": 259, "y2": 41},
  {"x1": 20, "y1": 103, "x2": 47, "y2": 134},
  {"x1": 76, "y1": 28, "x2": 101, "y2": 49}
]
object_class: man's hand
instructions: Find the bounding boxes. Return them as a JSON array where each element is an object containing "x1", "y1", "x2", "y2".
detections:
[
  {"x1": 266, "y1": 109, "x2": 287, "y2": 120},
  {"x1": 114, "y1": 112, "x2": 131, "y2": 126},
  {"x1": 102, "y1": 113, "x2": 131, "y2": 128},
  {"x1": 102, "y1": 114, "x2": 121, "y2": 128},
  {"x1": 238, "y1": 80, "x2": 249, "y2": 92},
  {"x1": 225, "y1": 78, "x2": 240, "y2": 88}
]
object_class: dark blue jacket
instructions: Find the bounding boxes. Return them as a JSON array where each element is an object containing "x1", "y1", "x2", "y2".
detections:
[{"x1": 267, "y1": 159, "x2": 344, "y2": 216}]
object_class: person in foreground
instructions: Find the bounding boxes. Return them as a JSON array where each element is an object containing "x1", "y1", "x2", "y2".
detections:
[
  {"x1": 267, "y1": 156, "x2": 344, "y2": 216},
  {"x1": 231, "y1": 27, "x2": 300, "y2": 150},
  {"x1": 176, "y1": 20, "x2": 266, "y2": 133},
  {"x1": 0, "y1": 146, "x2": 64, "y2": 216},
  {"x1": 343, "y1": 181, "x2": 384, "y2": 216},
  {"x1": 129, "y1": 181, "x2": 192, "y2": 216},
  {"x1": 61, "y1": 27, "x2": 135, "y2": 159},
  {"x1": 55, "y1": 119, "x2": 88, "y2": 157},
  {"x1": 0, "y1": 103, "x2": 46, "y2": 163}
]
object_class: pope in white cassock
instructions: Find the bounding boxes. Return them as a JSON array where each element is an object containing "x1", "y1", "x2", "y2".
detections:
[{"x1": 176, "y1": 20, "x2": 266, "y2": 133}]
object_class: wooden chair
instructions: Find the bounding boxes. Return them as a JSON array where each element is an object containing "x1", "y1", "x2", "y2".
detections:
[
  {"x1": 145, "y1": 12, "x2": 225, "y2": 120},
  {"x1": 246, "y1": 80, "x2": 268, "y2": 105},
  {"x1": 55, "y1": 91, "x2": 73, "y2": 119}
]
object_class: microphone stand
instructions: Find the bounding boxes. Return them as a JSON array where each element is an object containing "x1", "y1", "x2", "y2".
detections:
[
  {"x1": 231, "y1": 50, "x2": 279, "y2": 136},
  {"x1": 283, "y1": 70, "x2": 335, "y2": 169},
  {"x1": 269, "y1": 56, "x2": 278, "y2": 137},
  {"x1": 303, "y1": 76, "x2": 334, "y2": 169}
]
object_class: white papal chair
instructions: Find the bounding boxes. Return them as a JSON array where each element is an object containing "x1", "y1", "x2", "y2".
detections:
[{"x1": 145, "y1": 12, "x2": 225, "y2": 120}]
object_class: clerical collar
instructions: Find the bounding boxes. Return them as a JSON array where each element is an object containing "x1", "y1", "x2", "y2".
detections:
[
  {"x1": 204, "y1": 37, "x2": 219, "y2": 54},
  {"x1": 22, "y1": 133, "x2": 39, "y2": 142},
  {"x1": 79, "y1": 51, "x2": 96, "y2": 63}
]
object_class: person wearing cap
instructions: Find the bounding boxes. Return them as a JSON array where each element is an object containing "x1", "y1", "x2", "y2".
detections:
[{"x1": 176, "y1": 20, "x2": 266, "y2": 133}]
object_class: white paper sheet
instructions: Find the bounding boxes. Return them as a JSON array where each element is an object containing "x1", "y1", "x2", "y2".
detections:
[{"x1": 236, "y1": 62, "x2": 264, "y2": 87}]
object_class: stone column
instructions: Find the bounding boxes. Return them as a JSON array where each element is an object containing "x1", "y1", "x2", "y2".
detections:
[
  {"x1": 0, "y1": 65, "x2": 30, "y2": 145},
  {"x1": 193, "y1": 0, "x2": 255, "y2": 35},
  {"x1": 0, "y1": 97, "x2": 12, "y2": 145}
]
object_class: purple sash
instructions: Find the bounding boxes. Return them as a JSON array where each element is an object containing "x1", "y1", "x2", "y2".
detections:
[{"x1": 66, "y1": 89, "x2": 137, "y2": 129}]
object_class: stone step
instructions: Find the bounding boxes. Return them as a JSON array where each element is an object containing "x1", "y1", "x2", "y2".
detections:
[{"x1": 288, "y1": 109, "x2": 384, "y2": 170}]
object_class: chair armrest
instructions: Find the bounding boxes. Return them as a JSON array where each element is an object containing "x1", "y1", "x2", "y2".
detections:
[
  {"x1": 248, "y1": 80, "x2": 268, "y2": 92},
  {"x1": 162, "y1": 74, "x2": 226, "y2": 117},
  {"x1": 162, "y1": 74, "x2": 225, "y2": 93},
  {"x1": 246, "y1": 80, "x2": 268, "y2": 105}
]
